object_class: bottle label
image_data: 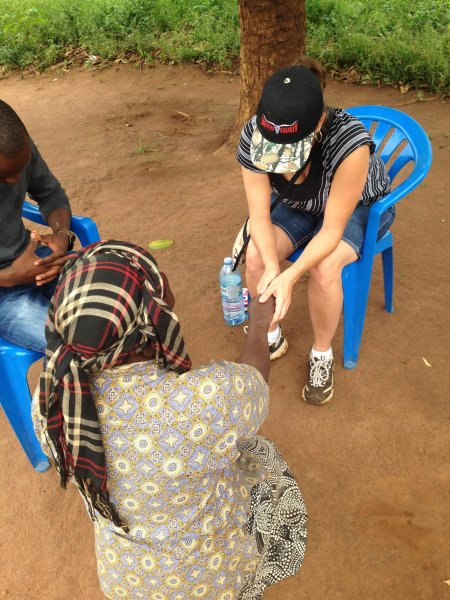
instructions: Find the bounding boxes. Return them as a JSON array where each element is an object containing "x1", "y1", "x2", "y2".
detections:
[
  {"x1": 222, "y1": 284, "x2": 240, "y2": 300},
  {"x1": 221, "y1": 285, "x2": 246, "y2": 325}
]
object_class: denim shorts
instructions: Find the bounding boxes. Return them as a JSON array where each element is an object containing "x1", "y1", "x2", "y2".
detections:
[{"x1": 271, "y1": 201, "x2": 396, "y2": 258}]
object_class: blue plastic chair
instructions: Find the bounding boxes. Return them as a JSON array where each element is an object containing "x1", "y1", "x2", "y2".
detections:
[
  {"x1": 0, "y1": 201, "x2": 101, "y2": 471},
  {"x1": 288, "y1": 105, "x2": 432, "y2": 369}
]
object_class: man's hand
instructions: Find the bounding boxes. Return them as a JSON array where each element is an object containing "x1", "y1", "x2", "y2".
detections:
[
  {"x1": 31, "y1": 231, "x2": 72, "y2": 285},
  {"x1": 4, "y1": 234, "x2": 48, "y2": 286},
  {"x1": 259, "y1": 270, "x2": 294, "y2": 327},
  {"x1": 34, "y1": 254, "x2": 71, "y2": 285},
  {"x1": 2, "y1": 232, "x2": 71, "y2": 287},
  {"x1": 32, "y1": 230, "x2": 69, "y2": 265}
]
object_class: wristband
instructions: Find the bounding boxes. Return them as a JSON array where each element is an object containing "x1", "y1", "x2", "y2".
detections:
[{"x1": 55, "y1": 227, "x2": 76, "y2": 251}]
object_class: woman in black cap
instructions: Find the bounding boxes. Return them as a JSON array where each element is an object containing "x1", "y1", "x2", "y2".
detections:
[{"x1": 236, "y1": 57, "x2": 394, "y2": 406}]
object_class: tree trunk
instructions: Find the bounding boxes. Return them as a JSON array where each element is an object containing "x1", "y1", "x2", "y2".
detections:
[{"x1": 228, "y1": 0, "x2": 306, "y2": 148}]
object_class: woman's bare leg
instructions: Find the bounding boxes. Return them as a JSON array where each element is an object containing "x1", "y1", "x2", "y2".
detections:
[{"x1": 308, "y1": 240, "x2": 358, "y2": 351}]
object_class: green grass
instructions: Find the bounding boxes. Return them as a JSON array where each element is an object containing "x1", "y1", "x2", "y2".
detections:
[
  {"x1": 307, "y1": 0, "x2": 449, "y2": 93},
  {"x1": 0, "y1": 0, "x2": 448, "y2": 93},
  {"x1": 0, "y1": 0, "x2": 239, "y2": 68}
]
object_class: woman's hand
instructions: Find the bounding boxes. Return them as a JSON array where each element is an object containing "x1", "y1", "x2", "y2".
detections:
[
  {"x1": 259, "y1": 270, "x2": 294, "y2": 327},
  {"x1": 256, "y1": 265, "x2": 280, "y2": 295}
]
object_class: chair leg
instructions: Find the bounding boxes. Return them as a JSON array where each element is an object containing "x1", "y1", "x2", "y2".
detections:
[
  {"x1": 342, "y1": 260, "x2": 374, "y2": 370},
  {"x1": 382, "y1": 246, "x2": 394, "y2": 313},
  {"x1": 0, "y1": 349, "x2": 50, "y2": 472}
]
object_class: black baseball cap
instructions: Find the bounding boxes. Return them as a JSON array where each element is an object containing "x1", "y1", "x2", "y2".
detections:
[{"x1": 250, "y1": 66, "x2": 324, "y2": 173}]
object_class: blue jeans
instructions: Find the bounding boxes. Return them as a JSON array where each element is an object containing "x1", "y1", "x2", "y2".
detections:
[
  {"x1": 0, "y1": 279, "x2": 57, "y2": 353},
  {"x1": 271, "y1": 202, "x2": 396, "y2": 259}
]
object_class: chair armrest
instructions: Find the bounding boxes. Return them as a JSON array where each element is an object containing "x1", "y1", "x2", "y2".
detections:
[
  {"x1": 70, "y1": 215, "x2": 101, "y2": 247},
  {"x1": 22, "y1": 200, "x2": 101, "y2": 247}
]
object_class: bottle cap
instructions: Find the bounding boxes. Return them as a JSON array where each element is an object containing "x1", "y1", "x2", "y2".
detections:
[{"x1": 224, "y1": 257, "x2": 232, "y2": 264}]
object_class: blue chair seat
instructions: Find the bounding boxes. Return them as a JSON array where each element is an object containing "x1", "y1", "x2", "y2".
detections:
[
  {"x1": 288, "y1": 105, "x2": 432, "y2": 369},
  {"x1": 0, "y1": 202, "x2": 100, "y2": 471}
]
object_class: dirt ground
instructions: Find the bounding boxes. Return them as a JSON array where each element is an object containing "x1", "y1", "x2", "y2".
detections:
[{"x1": 0, "y1": 63, "x2": 449, "y2": 600}]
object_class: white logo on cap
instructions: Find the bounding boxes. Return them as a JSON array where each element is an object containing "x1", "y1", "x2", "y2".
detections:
[{"x1": 260, "y1": 114, "x2": 298, "y2": 135}]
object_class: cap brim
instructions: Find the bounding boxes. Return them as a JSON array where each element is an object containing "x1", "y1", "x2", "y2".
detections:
[{"x1": 250, "y1": 128, "x2": 314, "y2": 173}]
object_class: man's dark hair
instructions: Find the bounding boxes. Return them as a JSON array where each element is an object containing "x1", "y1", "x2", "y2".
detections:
[{"x1": 0, "y1": 99, "x2": 29, "y2": 158}]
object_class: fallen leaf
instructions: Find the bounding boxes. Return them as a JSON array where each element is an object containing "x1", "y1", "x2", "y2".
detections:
[
  {"x1": 421, "y1": 357, "x2": 432, "y2": 367},
  {"x1": 148, "y1": 239, "x2": 174, "y2": 250}
]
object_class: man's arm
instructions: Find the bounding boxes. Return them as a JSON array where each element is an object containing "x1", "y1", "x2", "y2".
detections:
[
  {"x1": 27, "y1": 140, "x2": 71, "y2": 222},
  {"x1": 46, "y1": 207, "x2": 72, "y2": 234},
  {"x1": 237, "y1": 295, "x2": 275, "y2": 382},
  {"x1": 34, "y1": 206, "x2": 73, "y2": 266},
  {"x1": 25, "y1": 141, "x2": 74, "y2": 275}
]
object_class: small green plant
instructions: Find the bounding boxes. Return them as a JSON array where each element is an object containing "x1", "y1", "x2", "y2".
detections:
[{"x1": 134, "y1": 141, "x2": 152, "y2": 155}]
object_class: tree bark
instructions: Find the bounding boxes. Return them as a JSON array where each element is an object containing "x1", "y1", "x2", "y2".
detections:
[{"x1": 228, "y1": 0, "x2": 306, "y2": 148}]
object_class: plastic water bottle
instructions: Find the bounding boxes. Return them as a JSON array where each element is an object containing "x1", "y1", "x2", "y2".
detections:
[{"x1": 219, "y1": 257, "x2": 246, "y2": 326}]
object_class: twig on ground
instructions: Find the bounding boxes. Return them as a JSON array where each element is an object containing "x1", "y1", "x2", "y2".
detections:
[
  {"x1": 171, "y1": 111, "x2": 193, "y2": 123},
  {"x1": 390, "y1": 96, "x2": 441, "y2": 107}
]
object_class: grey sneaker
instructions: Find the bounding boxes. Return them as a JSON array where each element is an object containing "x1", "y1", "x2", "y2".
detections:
[
  {"x1": 302, "y1": 355, "x2": 334, "y2": 405},
  {"x1": 269, "y1": 329, "x2": 289, "y2": 360}
]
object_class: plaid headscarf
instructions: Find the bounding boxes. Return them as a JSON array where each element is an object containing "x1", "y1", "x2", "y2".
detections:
[{"x1": 39, "y1": 241, "x2": 191, "y2": 530}]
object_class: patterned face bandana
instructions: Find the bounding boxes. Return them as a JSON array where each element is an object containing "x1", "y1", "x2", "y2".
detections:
[{"x1": 38, "y1": 240, "x2": 191, "y2": 531}]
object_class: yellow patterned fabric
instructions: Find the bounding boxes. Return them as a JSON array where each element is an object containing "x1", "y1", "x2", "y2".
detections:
[{"x1": 87, "y1": 358, "x2": 268, "y2": 599}]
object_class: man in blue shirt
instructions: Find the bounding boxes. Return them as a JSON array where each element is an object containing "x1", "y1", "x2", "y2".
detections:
[{"x1": 0, "y1": 99, "x2": 74, "y2": 352}]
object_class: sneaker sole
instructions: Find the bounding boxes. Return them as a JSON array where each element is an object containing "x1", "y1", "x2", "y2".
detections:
[
  {"x1": 270, "y1": 338, "x2": 289, "y2": 361},
  {"x1": 302, "y1": 386, "x2": 334, "y2": 405}
]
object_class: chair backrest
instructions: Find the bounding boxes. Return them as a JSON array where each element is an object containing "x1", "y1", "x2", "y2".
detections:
[{"x1": 346, "y1": 105, "x2": 432, "y2": 187}]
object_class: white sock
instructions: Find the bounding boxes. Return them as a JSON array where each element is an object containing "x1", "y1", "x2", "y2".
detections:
[
  {"x1": 311, "y1": 346, "x2": 333, "y2": 360},
  {"x1": 267, "y1": 326, "x2": 281, "y2": 344}
]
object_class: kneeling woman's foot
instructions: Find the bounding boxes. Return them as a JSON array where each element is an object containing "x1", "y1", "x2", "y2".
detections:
[
  {"x1": 269, "y1": 329, "x2": 289, "y2": 360},
  {"x1": 302, "y1": 355, "x2": 334, "y2": 404}
]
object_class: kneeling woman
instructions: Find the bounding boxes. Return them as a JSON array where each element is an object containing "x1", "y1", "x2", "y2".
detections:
[
  {"x1": 236, "y1": 58, "x2": 394, "y2": 405},
  {"x1": 33, "y1": 240, "x2": 307, "y2": 600}
]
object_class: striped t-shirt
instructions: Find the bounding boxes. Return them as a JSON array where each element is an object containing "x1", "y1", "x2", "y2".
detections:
[{"x1": 236, "y1": 108, "x2": 390, "y2": 215}]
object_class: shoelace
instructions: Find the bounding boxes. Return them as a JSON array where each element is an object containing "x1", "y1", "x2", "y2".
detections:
[{"x1": 309, "y1": 357, "x2": 333, "y2": 387}]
